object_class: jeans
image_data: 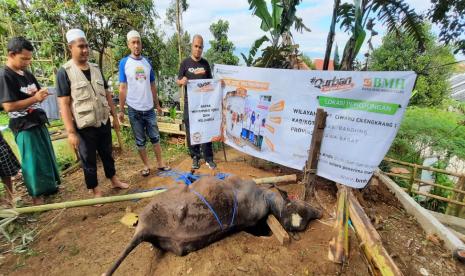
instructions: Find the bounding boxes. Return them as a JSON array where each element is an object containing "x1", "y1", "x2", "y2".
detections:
[{"x1": 127, "y1": 105, "x2": 160, "y2": 149}]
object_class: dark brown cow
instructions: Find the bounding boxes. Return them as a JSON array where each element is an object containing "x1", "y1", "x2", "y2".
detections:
[{"x1": 104, "y1": 175, "x2": 321, "y2": 275}]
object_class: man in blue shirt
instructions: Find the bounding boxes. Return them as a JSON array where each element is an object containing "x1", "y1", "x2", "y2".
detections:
[{"x1": 118, "y1": 30, "x2": 170, "y2": 176}]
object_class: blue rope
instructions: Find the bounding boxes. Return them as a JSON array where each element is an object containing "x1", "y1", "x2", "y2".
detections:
[
  {"x1": 191, "y1": 189, "x2": 224, "y2": 230},
  {"x1": 157, "y1": 169, "x2": 230, "y2": 186},
  {"x1": 190, "y1": 187, "x2": 238, "y2": 231},
  {"x1": 229, "y1": 189, "x2": 238, "y2": 227}
]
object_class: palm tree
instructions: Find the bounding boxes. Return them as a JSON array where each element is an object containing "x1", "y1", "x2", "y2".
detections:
[{"x1": 333, "y1": 0, "x2": 425, "y2": 70}]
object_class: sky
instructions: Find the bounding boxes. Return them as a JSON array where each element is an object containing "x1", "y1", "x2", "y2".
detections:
[{"x1": 152, "y1": 0, "x2": 463, "y2": 63}]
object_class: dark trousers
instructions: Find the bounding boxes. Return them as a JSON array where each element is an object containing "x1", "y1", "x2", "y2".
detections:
[
  {"x1": 77, "y1": 120, "x2": 115, "y2": 189},
  {"x1": 184, "y1": 103, "x2": 213, "y2": 162}
]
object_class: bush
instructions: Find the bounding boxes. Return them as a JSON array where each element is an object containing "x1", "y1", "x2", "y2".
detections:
[{"x1": 420, "y1": 160, "x2": 455, "y2": 213}]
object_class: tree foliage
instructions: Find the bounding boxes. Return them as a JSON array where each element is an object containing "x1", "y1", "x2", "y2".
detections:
[
  {"x1": 428, "y1": 0, "x2": 465, "y2": 55},
  {"x1": 336, "y1": 0, "x2": 425, "y2": 70},
  {"x1": 243, "y1": 0, "x2": 310, "y2": 68},
  {"x1": 204, "y1": 20, "x2": 239, "y2": 67},
  {"x1": 0, "y1": 0, "x2": 157, "y2": 76},
  {"x1": 369, "y1": 24, "x2": 455, "y2": 107},
  {"x1": 389, "y1": 105, "x2": 465, "y2": 165}
]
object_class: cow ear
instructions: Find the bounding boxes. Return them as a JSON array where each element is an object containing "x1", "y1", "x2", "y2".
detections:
[{"x1": 276, "y1": 188, "x2": 290, "y2": 203}]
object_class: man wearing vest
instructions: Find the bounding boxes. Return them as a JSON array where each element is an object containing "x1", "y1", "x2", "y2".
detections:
[
  {"x1": 0, "y1": 37, "x2": 60, "y2": 205},
  {"x1": 177, "y1": 35, "x2": 217, "y2": 170},
  {"x1": 57, "y1": 29, "x2": 128, "y2": 199},
  {"x1": 118, "y1": 30, "x2": 170, "y2": 177}
]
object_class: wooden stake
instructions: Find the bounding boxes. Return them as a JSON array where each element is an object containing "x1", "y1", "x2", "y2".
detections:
[
  {"x1": 266, "y1": 214, "x2": 290, "y2": 245},
  {"x1": 115, "y1": 127, "x2": 124, "y2": 151},
  {"x1": 348, "y1": 190, "x2": 403, "y2": 276},
  {"x1": 222, "y1": 142, "x2": 228, "y2": 162},
  {"x1": 328, "y1": 184, "x2": 349, "y2": 263},
  {"x1": 303, "y1": 108, "x2": 327, "y2": 199}
]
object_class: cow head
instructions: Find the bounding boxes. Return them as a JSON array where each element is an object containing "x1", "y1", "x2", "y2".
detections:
[{"x1": 275, "y1": 189, "x2": 322, "y2": 232}]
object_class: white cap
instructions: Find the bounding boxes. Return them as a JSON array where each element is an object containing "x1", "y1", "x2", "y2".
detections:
[
  {"x1": 66, "y1": 29, "x2": 86, "y2": 43},
  {"x1": 127, "y1": 30, "x2": 141, "y2": 41}
]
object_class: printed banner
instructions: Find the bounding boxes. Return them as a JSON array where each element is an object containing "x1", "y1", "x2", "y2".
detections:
[
  {"x1": 189, "y1": 65, "x2": 416, "y2": 188},
  {"x1": 186, "y1": 79, "x2": 222, "y2": 145}
]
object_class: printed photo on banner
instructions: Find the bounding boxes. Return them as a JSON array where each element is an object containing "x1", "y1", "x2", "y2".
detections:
[{"x1": 223, "y1": 86, "x2": 272, "y2": 152}]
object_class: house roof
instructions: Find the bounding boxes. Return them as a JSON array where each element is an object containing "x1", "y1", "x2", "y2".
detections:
[
  {"x1": 450, "y1": 73, "x2": 465, "y2": 101},
  {"x1": 313, "y1": 58, "x2": 334, "y2": 70}
]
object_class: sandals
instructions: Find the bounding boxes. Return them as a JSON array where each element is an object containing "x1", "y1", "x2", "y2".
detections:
[
  {"x1": 141, "y1": 168, "x2": 150, "y2": 177},
  {"x1": 141, "y1": 166, "x2": 171, "y2": 176}
]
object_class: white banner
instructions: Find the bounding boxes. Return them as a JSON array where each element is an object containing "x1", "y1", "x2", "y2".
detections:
[
  {"x1": 188, "y1": 65, "x2": 416, "y2": 188},
  {"x1": 186, "y1": 79, "x2": 222, "y2": 145}
]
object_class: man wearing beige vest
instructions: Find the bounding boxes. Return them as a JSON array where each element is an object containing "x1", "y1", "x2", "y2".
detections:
[{"x1": 57, "y1": 29, "x2": 128, "y2": 199}]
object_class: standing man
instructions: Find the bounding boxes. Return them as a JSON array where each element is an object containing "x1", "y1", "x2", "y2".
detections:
[
  {"x1": 118, "y1": 30, "x2": 170, "y2": 176},
  {"x1": 177, "y1": 35, "x2": 216, "y2": 170},
  {"x1": 0, "y1": 37, "x2": 60, "y2": 205},
  {"x1": 57, "y1": 29, "x2": 128, "y2": 199}
]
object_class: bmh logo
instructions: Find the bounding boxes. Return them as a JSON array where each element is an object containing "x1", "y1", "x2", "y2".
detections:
[
  {"x1": 310, "y1": 76, "x2": 354, "y2": 92},
  {"x1": 363, "y1": 78, "x2": 406, "y2": 93}
]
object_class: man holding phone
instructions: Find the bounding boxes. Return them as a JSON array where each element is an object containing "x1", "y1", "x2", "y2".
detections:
[{"x1": 0, "y1": 37, "x2": 60, "y2": 205}]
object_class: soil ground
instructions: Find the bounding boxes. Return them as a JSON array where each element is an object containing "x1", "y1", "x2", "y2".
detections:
[{"x1": 0, "y1": 147, "x2": 464, "y2": 276}]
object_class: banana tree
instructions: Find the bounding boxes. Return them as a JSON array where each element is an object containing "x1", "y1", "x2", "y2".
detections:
[
  {"x1": 241, "y1": 0, "x2": 310, "y2": 68},
  {"x1": 336, "y1": 0, "x2": 425, "y2": 70}
]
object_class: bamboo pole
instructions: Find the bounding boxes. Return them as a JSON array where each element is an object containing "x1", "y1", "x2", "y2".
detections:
[
  {"x1": 408, "y1": 165, "x2": 417, "y2": 195},
  {"x1": 453, "y1": 177, "x2": 465, "y2": 217},
  {"x1": 0, "y1": 175, "x2": 297, "y2": 218},
  {"x1": 0, "y1": 190, "x2": 166, "y2": 218},
  {"x1": 382, "y1": 172, "x2": 411, "y2": 180},
  {"x1": 115, "y1": 127, "x2": 124, "y2": 151},
  {"x1": 253, "y1": 174, "x2": 297, "y2": 184},
  {"x1": 348, "y1": 191, "x2": 403, "y2": 276},
  {"x1": 416, "y1": 178, "x2": 465, "y2": 196},
  {"x1": 60, "y1": 161, "x2": 80, "y2": 176},
  {"x1": 411, "y1": 190, "x2": 465, "y2": 208},
  {"x1": 384, "y1": 157, "x2": 464, "y2": 178},
  {"x1": 328, "y1": 184, "x2": 349, "y2": 263}
]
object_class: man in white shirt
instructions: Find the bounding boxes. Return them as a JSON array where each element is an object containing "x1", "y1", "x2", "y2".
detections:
[{"x1": 118, "y1": 30, "x2": 170, "y2": 176}]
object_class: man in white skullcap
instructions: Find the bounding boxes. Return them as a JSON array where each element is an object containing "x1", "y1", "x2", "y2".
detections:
[
  {"x1": 56, "y1": 28, "x2": 128, "y2": 199},
  {"x1": 118, "y1": 30, "x2": 170, "y2": 177}
]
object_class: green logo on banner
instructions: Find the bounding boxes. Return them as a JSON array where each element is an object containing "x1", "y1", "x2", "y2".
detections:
[{"x1": 318, "y1": 96, "x2": 400, "y2": 115}]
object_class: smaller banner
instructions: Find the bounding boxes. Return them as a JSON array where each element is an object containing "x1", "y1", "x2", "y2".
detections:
[{"x1": 186, "y1": 79, "x2": 222, "y2": 145}]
